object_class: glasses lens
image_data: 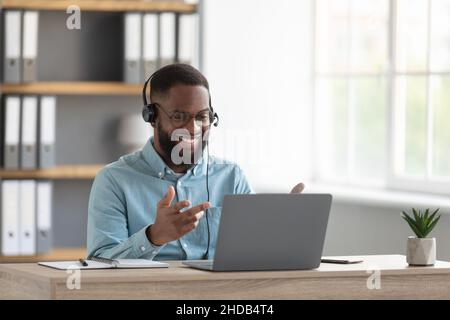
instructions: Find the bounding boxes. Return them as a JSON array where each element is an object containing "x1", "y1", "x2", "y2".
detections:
[
  {"x1": 169, "y1": 110, "x2": 212, "y2": 127},
  {"x1": 171, "y1": 111, "x2": 187, "y2": 125},
  {"x1": 196, "y1": 111, "x2": 212, "y2": 125}
]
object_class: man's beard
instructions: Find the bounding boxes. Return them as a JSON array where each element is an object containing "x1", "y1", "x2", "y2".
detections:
[{"x1": 156, "y1": 123, "x2": 207, "y2": 172}]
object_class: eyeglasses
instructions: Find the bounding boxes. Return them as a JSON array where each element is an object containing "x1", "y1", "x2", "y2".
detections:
[{"x1": 154, "y1": 103, "x2": 213, "y2": 127}]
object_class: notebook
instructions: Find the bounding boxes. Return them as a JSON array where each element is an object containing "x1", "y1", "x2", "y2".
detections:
[{"x1": 38, "y1": 256, "x2": 169, "y2": 270}]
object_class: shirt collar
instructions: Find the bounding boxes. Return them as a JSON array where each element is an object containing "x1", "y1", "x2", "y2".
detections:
[{"x1": 142, "y1": 137, "x2": 208, "y2": 177}]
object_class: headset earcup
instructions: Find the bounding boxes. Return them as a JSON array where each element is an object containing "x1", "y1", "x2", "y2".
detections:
[{"x1": 142, "y1": 104, "x2": 156, "y2": 123}]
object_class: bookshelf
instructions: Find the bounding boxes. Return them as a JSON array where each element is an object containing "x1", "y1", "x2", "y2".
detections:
[
  {"x1": 0, "y1": 81, "x2": 142, "y2": 96},
  {"x1": 0, "y1": 247, "x2": 86, "y2": 263},
  {"x1": 2, "y1": 0, "x2": 197, "y2": 13},
  {"x1": 0, "y1": 82, "x2": 141, "y2": 95},
  {"x1": 0, "y1": 164, "x2": 103, "y2": 179},
  {"x1": 0, "y1": 0, "x2": 202, "y2": 262}
]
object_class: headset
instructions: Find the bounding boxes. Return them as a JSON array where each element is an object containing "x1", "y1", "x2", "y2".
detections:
[
  {"x1": 142, "y1": 71, "x2": 219, "y2": 127},
  {"x1": 142, "y1": 69, "x2": 219, "y2": 260}
]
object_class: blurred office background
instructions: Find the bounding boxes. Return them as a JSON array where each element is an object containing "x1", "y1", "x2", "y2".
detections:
[
  {"x1": 203, "y1": 0, "x2": 450, "y2": 260},
  {"x1": 1, "y1": 0, "x2": 450, "y2": 262}
]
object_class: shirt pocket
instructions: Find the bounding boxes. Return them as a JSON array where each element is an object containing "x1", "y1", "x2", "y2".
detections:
[{"x1": 205, "y1": 206, "x2": 222, "y2": 242}]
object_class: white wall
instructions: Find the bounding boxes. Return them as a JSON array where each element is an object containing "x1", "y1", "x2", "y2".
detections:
[
  {"x1": 203, "y1": 0, "x2": 313, "y2": 192},
  {"x1": 325, "y1": 202, "x2": 450, "y2": 261},
  {"x1": 202, "y1": 1, "x2": 450, "y2": 262}
]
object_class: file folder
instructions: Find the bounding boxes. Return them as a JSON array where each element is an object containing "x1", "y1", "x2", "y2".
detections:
[
  {"x1": 0, "y1": 10, "x2": 3, "y2": 82},
  {"x1": 3, "y1": 10, "x2": 22, "y2": 83},
  {"x1": 19, "y1": 180, "x2": 36, "y2": 255},
  {"x1": 1, "y1": 180, "x2": 20, "y2": 256},
  {"x1": 124, "y1": 13, "x2": 142, "y2": 84},
  {"x1": 179, "y1": 14, "x2": 199, "y2": 67},
  {"x1": 160, "y1": 13, "x2": 176, "y2": 67},
  {"x1": 38, "y1": 96, "x2": 56, "y2": 168},
  {"x1": 0, "y1": 94, "x2": 4, "y2": 168},
  {"x1": 36, "y1": 180, "x2": 52, "y2": 254},
  {"x1": 22, "y1": 11, "x2": 39, "y2": 82},
  {"x1": 4, "y1": 96, "x2": 21, "y2": 169},
  {"x1": 21, "y1": 96, "x2": 38, "y2": 169},
  {"x1": 143, "y1": 13, "x2": 158, "y2": 81}
]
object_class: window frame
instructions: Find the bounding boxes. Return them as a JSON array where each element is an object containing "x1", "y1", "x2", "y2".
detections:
[{"x1": 312, "y1": 0, "x2": 450, "y2": 196}]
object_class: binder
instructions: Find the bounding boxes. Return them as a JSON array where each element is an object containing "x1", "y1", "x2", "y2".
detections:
[
  {"x1": 0, "y1": 94, "x2": 4, "y2": 168},
  {"x1": 38, "y1": 96, "x2": 56, "y2": 168},
  {"x1": 0, "y1": 9, "x2": 4, "y2": 82},
  {"x1": 4, "y1": 96, "x2": 21, "y2": 169},
  {"x1": 3, "y1": 10, "x2": 22, "y2": 83},
  {"x1": 22, "y1": 11, "x2": 39, "y2": 82},
  {"x1": 1, "y1": 180, "x2": 20, "y2": 256},
  {"x1": 21, "y1": 96, "x2": 38, "y2": 169},
  {"x1": 19, "y1": 180, "x2": 36, "y2": 255},
  {"x1": 36, "y1": 180, "x2": 52, "y2": 254},
  {"x1": 160, "y1": 13, "x2": 175, "y2": 67},
  {"x1": 179, "y1": 14, "x2": 199, "y2": 67},
  {"x1": 142, "y1": 13, "x2": 158, "y2": 81},
  {"x1": 124, "y1": 13, "x2": 142, "y2": 84}
]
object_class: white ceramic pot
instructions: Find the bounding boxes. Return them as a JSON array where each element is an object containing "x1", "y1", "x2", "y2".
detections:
[{"x1": 406, "y1": 236, "x2": 436, "y2": 266}]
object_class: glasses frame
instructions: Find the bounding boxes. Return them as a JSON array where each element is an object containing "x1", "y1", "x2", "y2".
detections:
[{"x1": 153, "y1": 103, "x2": 214, "y2": 128}]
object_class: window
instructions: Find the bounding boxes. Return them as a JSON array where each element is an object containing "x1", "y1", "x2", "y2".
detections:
[{"x1": 314, "y1": 0, "x2": 450, "y2": 194}]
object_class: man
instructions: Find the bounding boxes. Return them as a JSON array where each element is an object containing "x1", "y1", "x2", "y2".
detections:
[{"x1": 87, "y1": 64, "x2": 304, "y2": 261}]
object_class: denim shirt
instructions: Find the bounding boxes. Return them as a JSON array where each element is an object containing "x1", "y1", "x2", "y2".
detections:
[{"x1": 87, "y1": 137, "x2": 253, "y2": 260}]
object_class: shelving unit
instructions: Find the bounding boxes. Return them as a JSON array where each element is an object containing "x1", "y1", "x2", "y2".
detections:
[
  {"x1": 0, "y1": 82, "x2": 141, "y2": 95},
  {"x1": 0, "y1": 165, "x2": 103, "y2": 179},
  {"x1": 0, "y1": 247, "x2": 87, "y2": 263},
  {"x1": 0, "y1": 0, "x2": 201, "y2": 263},
  {"x1": 2, "y1": 0, "x2": 197, "y2": 13}
]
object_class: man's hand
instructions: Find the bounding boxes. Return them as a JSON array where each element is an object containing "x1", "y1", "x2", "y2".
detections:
[
  {"x1": 146, "y1": 186, "x2": 211, "y2": 246},
  {"x1": 290, "y1": 182, "x2": 305, "y2": 194}
]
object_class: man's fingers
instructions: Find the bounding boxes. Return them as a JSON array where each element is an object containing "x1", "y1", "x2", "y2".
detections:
[
  {"x1": 158, "y1": 186, "x2": 175, "y2": 208},
  {"x1": 177, "y1": 210, "x2": 206, "y2": 236},
  {"x1": 183, "y1": 202, "x2": 211, "y2": 217},
  {"x1": 179, "y1": 211, "x2": 205, "y2": 227},
  {"x1": 173, "y1": 200, "x2": 191, "y2": 211},
  {"x1": 181, "y1": 223, "x2": 196, "y2": 234},
  {"x1": 178, "y1": 210, "x2": 205, "y2": 225},
  {"x1": 191, "y1": 210, "x2": 204, "y2": 222},
  {"x1": 290, "y1": 182, "x2": 305, "y2": 194}
]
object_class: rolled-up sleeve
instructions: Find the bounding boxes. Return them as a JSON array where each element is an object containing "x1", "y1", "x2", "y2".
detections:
[{"x1": 87, "y1": 168, "x2": 164, "y2": 259}]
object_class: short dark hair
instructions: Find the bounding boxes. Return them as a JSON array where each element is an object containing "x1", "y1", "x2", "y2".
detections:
[{"x1": 149, "y1": 63, "x2": 210, "y2": 101}]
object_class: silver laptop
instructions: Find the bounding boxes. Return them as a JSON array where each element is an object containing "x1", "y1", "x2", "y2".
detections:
[{"x1": 183, "y1": 193, "x2": 332, "y2": 271}]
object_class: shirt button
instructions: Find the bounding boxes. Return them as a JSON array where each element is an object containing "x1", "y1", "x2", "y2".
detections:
[
  {"x1": 140, "y1": 245, "x2": 146, "y2": 252},
  {"x1": 158, "y1": 172, "x2": 163, "y2": 178},
  {"x1": 183, "y1": 243, "x2": 188, "y2": 248},
  {"x1": 178, "y1": 181, "x2": 182, "y2": 186}
]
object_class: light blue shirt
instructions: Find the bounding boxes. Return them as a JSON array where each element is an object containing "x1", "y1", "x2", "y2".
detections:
[{"x1": 87, "y1": 137, "x2": 253, "y2": 260}]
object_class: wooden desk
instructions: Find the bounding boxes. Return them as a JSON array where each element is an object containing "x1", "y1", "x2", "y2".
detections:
[{"x1": 1, "y1": 255, "x2": 450, "y2": 299}]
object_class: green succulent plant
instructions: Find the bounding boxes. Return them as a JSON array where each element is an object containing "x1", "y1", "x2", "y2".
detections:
[{"x1": 401, "y1": 208, "x2": 441, "y2": 238}]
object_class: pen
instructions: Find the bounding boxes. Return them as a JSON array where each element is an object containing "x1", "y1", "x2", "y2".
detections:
[{"x1": 79, "y1": 258, "x2": 88, "y2": 266}]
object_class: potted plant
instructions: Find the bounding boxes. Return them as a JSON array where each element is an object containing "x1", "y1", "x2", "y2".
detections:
[{"x1": 401, "y1": 208, "x2": 441, "y2": 266}]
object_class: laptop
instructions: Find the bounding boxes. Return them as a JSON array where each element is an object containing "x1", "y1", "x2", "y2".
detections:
[{"x1": 183, "y1": 193, "x2": 332, "y2": 271}]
